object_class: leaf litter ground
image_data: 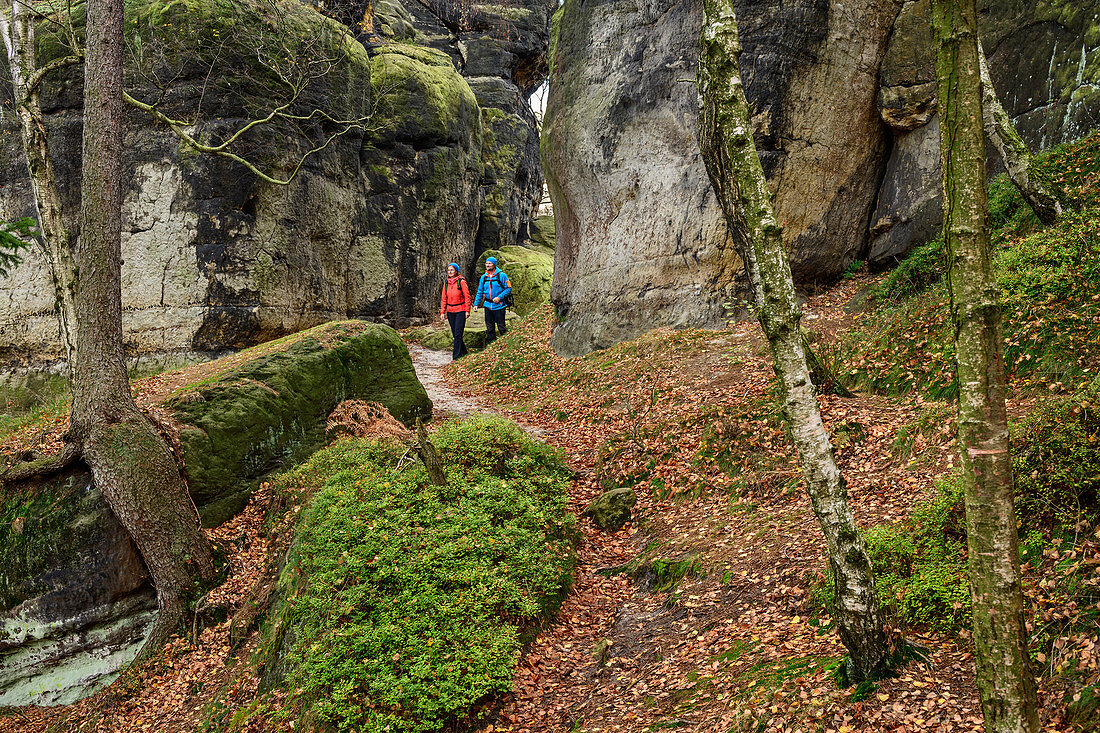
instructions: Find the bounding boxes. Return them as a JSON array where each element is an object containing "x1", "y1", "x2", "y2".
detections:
[{"x1": 1, "y1": 277, "x2": 1095, "y2": 732}]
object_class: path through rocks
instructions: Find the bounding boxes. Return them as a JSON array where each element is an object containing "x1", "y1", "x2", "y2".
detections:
[{"x1": 408, "y1": 345, "x2": 483, "y2": 419}]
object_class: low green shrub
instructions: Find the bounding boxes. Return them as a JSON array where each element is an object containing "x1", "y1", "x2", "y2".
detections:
[
  {"x1": 865, "y1": 477, "x2": 970, "y2": 632},
  {"x1": 814, "y1": 477, "x2": 969, "y2": 633},
  {"x1": 1012, "y1": 377, "x2": 1100, "y2": 531},
  {"x1": 270, "y1": 416, "x2": 576, "y2": 733},
  {"x1": 873, "y1": 238, "x2": 945, "y2": 304}
]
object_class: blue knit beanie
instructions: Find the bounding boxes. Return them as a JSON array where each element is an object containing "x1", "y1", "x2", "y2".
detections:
[
  {"x1": 449, "y1": 262, "x2": 460, "y2": 273},
  {"x1": 485, "y1": 257, "x2": 498, "y2": 266}
]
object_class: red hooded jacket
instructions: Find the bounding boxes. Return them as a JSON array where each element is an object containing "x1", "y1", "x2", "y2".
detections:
[{"x1": 440, "y1": 275, "x2": 471, "y2": 315}]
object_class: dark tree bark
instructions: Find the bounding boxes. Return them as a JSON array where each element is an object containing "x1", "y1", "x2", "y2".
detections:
[
  {"x1": 72, "y1": 0, "x2": 216, "y2": 654},
  {"x1": 412, "y1": 420, "x2": 448, "y2": 487},
  {"x1": 931, "y1": 1, "x2": 1039, "y2": 731},
  {"x1": 696, "y1": 0, "x2": 893, "y2": 683}
]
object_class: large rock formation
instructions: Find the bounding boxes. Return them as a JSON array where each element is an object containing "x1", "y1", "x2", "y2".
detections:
[
  {"x1": 868, "y1": 0, "x2": 1100, "y2": 264},
  {"x1": 0, "y1": 321, "x2": 429, "y2": 707},
  {"x1": 370, "y1": 0, "x2": 549, "y2": 254},
  {"x1": 544, "y1": 0, "x2": 905, "y2": 357},
  {"x1": 0, "y1": 0, "x2": 547, "y2": 369},
  {"x1": 544, "y1": 0, "x2": 1100, "y2": 356}
]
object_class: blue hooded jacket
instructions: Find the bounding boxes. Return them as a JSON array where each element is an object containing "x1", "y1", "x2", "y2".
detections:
[{"x1": 475, "y1": 260, "x2": 511, "y2": 311}]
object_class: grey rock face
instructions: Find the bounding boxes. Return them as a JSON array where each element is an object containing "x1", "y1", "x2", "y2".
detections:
[
  {"x1": 544, "y1": 0, "x2": 742, "y2": 358},
  {"x1": 0, "y1": 470, "x2": 156, "y2": 707},
  {"x1": 0, "y1": 0, "x2": 547, "y2": 368},
  {"x1": 544, "y1": 0, "x2": 904, "y2": 357},
  {"x1": 870, "y1": 0, "x2": 1100, "y2": 264},
  {"x1": 868, "y1": 119, "x2": 942, "y2": 264}
]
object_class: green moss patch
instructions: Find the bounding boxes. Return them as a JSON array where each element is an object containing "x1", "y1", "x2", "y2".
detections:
[
  {"x1": 168, "y1": 322, "x2": 430, "y2": 526},
  {"x1": 835, "y1": 130, "x2": 1100, "y2": 399},
  {"x1": 245, "y1": 417, "x2": 576, "y2": 733},
  {"x1": 475, "y1": 245, "x2": 553, "y2": 316},
  {"x1": 528, "y1": 215, "x2": 556, "y2": 255}
]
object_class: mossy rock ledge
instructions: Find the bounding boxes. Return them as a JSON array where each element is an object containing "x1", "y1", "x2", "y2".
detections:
[
  {"x1": 169, "y1": 321, "x2": 432, "y2": 527},
  {"x1": 0, "y1": 322, "x2": 430, "y2": 708},
  {"x1": 0, "y1": 469, "x2": 156, "y2": 708}
]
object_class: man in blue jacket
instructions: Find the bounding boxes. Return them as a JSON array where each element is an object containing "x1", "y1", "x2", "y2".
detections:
[{"x1": 473, "y1": 256, "x2": 511, "y2": 344}]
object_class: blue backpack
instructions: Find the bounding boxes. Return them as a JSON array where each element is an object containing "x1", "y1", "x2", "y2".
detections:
[{"x1": 480, "y1": 271, "x2": 515, "y2": 308}]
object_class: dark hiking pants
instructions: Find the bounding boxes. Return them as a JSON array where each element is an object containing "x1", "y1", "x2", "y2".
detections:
[
  {"x1": 447, "y1": 311, "x2": 468, "y2": 360},
  {"x1": 485, "y1": 307, "x2": 507, "y2": 344}
]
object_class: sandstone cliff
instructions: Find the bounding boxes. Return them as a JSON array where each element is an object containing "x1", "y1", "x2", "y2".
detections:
[
  {"x1": 544, "y1": 0, "x2": 1100, "y2": 357},
  {"x1": 0, "y1": 0, "x2": 547, "y2": 368}
]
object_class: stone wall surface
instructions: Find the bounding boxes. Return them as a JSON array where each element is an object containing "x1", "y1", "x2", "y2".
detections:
[
  {"x1": 544, "y1": 0, "x2": 1100, "y2": 356},
  {"x1": 544, "y1": 0, "x2": 905, "y2": 357},
  {"x1": 0, "y1": 0, "x2": 546, "y2": 368}
]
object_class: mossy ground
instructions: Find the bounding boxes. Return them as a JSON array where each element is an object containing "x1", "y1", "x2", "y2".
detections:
[
  {"x1": 834, "y1": 130, "x2": 1100, "y2": 400},
  {"x1": 221, "y1": 417, "x2": 576, "y2": 733}
]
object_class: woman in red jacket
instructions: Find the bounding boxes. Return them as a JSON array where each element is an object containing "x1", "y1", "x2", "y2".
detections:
[{"x1": 439, "y1": 262, "x2": 471, "y2": 360}]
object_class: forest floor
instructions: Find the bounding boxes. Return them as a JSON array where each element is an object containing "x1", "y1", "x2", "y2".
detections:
[
  {"x1": 433, "y1": 282, "x2": 992, "y2": 733},
  {"x1": 1, "y1": 276, "x2": 1093, "y2": 733},
  {"x1": 430, "y1": 277, "x2": 1093, "y2": 733}
]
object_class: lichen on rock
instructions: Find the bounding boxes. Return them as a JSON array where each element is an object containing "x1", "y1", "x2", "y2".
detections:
[{"x1": 0, "y1": 471, "x2": 156, "y2": 708}]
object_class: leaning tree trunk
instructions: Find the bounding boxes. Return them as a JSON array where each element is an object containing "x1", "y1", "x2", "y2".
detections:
[
  {"x1": 1, "y1": 0, "x2": 79, "y2": 359},
  {"x1": 931, "y1": 2, "x2": 1039, "y2": 731},
  {"x1": 72, "y1": 0, "x2": 217, "y2": 654},
  {"x1": 977, "y1": 42, "x2": 1064, "y2": 225},
  {"x1": 697, "y1": 0, "x2": 892, "y2": 684}
]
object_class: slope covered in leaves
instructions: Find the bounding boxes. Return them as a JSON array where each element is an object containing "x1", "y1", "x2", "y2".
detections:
[{"x1": 443, "y1": 277, "x2": 1099, "y2": 730}]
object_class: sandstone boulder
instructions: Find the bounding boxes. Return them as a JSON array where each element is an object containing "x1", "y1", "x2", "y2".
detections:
[
  {"x1": 168, "y1": 321, "x2": 431, "y2": 527},
  {"x1": 582, "y1": 487, "x2": 637, "y2": 532},
  {"x1": 0, "y1": 0, "x2": 549, "y2": 368}
]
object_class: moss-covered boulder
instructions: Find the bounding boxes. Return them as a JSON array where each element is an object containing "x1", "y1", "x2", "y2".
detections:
[
  {"x1": 528, "y1": 215, "x2": 556, "y2": 255},
  {"x1": 221, "y1": 417, "x2": 577, "y2": 732},
  {"x1": 474, "y1": 245, "x2": 554, "y2": 316},
  {"x1": 582, "y1": 487, "x2": 637, "y2": 532},
  {"x1": 0, "y1": 470, "x2": 156, "y2": 707},
  {"x1": 168, "y1": 321, "x2": 431, "y2": 526}
]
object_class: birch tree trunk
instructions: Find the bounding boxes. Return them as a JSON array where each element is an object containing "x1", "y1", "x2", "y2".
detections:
[
  {"x1": 697, "y1": 0, "x2": 892, "y2": 683},
  {"x1": 70, "y1": 0, "x2": 217, "y2": 654},
  {"x1": 977, "y1": 42, "x2": 1064, "y2": 225},
  {"x1": 1, "y1": 1, "x2": 79, "y2": 359},
  {"x1": 931, "y1": 1, "x2": 1039, "y2": 730}
]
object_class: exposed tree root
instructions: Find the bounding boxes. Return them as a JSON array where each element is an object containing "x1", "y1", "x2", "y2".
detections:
[{"x1": 0, "y1": 442, "x2": 81, "y2": 486}]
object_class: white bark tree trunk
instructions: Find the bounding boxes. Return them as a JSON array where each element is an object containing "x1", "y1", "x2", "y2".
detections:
[
  {"x1": 696, "y1": 0, "x2": 893, "y2": 683},
  {"x1": 1, "y1": 1, "x2": 79, "y2": 360},
  {"x1": 931, "y1": 1, "x2": 1040, "y2": 730},
  {"x1": 977, "y1": 42, "x2": 1064, "y2": 225}
]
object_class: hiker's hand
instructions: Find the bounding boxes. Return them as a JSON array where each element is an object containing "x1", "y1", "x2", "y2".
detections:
[{"x1": 492, "y1": 297, "x2": 501, "y2": 303}]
